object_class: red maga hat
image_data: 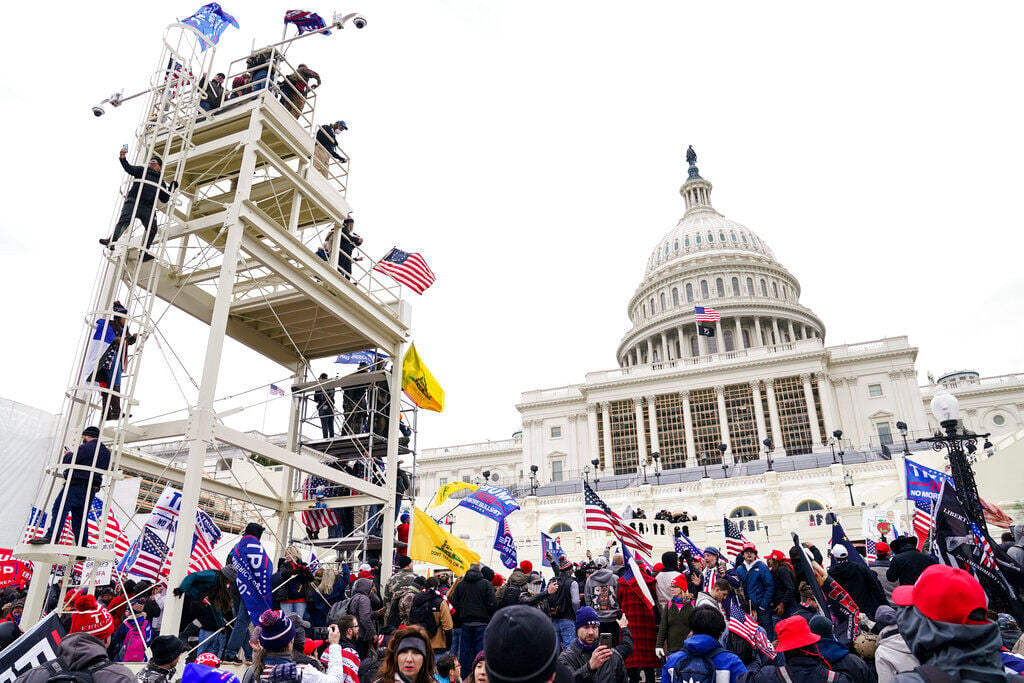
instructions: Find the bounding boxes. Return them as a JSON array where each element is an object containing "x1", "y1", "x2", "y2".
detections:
[{"x1": 892, "y1": 564, "x2": 988, "y2": 625}]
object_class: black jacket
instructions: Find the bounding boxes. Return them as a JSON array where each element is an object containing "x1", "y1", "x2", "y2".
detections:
[
  {"x1": 827, "y1": 561, "x2": 888, "y2": 621},
  {"x1": 448, "y1": 569, "x2": 496, "y2": 625},
  {"x1": 744, "y1": 650, "x2": 854, "y2": 682},
  {"x1": 316, "y1": 125, "x2": 345, "y2": 161},
  {"x1": 886, "y1": 548, "x2": 936, "y2": 588},
  {"x1": 770, "y1": 566, "x2": 798, "y2": 612},
  {"x1": 558, "y1": 628, "x2": 633, "y2": 683},
  {"x1": 63, "y1": 440, "x2": 111, "y2": 487},
  {"x1": 120, "y1": 157, "x2": 176, "y2": 211},
  {"x1": 200, "y1": 76, "x2": 224, "y2": 109}
]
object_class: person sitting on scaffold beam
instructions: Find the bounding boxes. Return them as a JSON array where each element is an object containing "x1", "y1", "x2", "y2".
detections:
[{"x1": 99, "y1": 148, "x2": 178, "y2": 262}]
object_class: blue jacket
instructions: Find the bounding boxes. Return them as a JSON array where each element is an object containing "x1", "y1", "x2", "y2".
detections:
[
  {"x1": 307, "y1": 565, "x2": 351, "y2": 627},
  {"x1": 736, "y1": 561, "x2": 774, "y2": 611},
  {"x1": 662, "y1": 634, "x2": 748, "y2": 682}
]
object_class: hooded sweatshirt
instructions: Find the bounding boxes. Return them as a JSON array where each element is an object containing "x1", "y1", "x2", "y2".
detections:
[
  {"x1": 661, "y1": 634, "x2": 747, "y2": 682},
  {"x1": 875, "y1": 624, "x2": 918, "y2": 683},
  {"x1": 892, "y1": 606, "x2": 1010, "y2": 682},
  {"x1": 828, "y1": 560, "x2": 888, "y2": 623},
  {"x1": 15, "y1": 632, "x2": 136, "y2": 683},
  {"x1": 349, "y1": 578, "x2": 377, "y2": 644},
  {"x1": 1009, "y1": 523, "x2": 1024, "y2": 568},
  {"x1": 500, "y1": 569, "x2": 530, "y2": 607},
  {"x1": 583, "y1": 568, "x2": 621, "y2": 620},
  {"x1": 448, "y1": 568, "x2": 496, "y2": 625}
]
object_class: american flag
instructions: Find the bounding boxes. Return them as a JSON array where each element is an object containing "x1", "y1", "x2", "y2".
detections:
[
  {"x1": 726, "y1": 595, "x2": 775, "y2": 657},
  {"x1": 373, "y1": 248, "x2": 436, "y2": 294},
  {"x1": 161, "y1": 509, "x2": 224, "y2": 575},
  {"x1": 301, "y1": 475, "x2": 341, "y2": 531},
  {"x1": 309, "y1": 551, "x2": 320, "y2": 571},
  {"x1": 269, "y1": 384, "x2": 286, "y2": 396},
  {"x1": 723, "y1": 517, "x2": 749, "y2": 558},
  {"x1": 865, "y1": 538, "x2": 877, "y2": 563},
  {"x1": 284, "y1": 9, "x2": 331, "y2": 35},
  {"x1": 912, "y1": 499, "x2": 934, "y2": 549},
  {"x1": 982, "y1": 498, "x2": 1015, "y2": 529},
  {"x1": 21, "y1": 507, "x2": 48, "y2": 544},
  {"x1": 86, "y1": 497, "x2": 131, "y2": 559},
  {"x1": 321, "y1": 646, "x2": 360, "y2": 683},
  {"x1": 695, "y1": 306, "x2": 720, "y2": 322},
  {"x1": 970, "y1": 522, "x2": 999, "y2": 570},
  {"x1": 620, "y1": 544, "x2": 656, "y2": 610},
  {"x1": 127, "y1": 528, "x2": 170, "y2": 580},
  {"x1": 675, "y1": 532, "x2": 703, "y2": 558},
  {"x1": 582, "y1": 481, "x2": 652, "y2": 561}
]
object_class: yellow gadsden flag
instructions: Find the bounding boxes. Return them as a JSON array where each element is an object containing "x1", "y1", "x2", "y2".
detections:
[
  {"x1": 402, "y1": 343, "x2": 445, "y2": 412},
  {"x1": 427, "y1": 481, "x2": 478, "y2": 509},
  {"x1": 408, "y1": 507, "x2": 480, "y2": 575}
]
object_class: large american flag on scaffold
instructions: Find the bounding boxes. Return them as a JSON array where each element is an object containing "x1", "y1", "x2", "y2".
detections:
[
  {"x1": 301, "y1": 475, "x2": 342, "y2": 531},
  {"x1": 723, "y1": 517, "x2": 749, "y2": 558},
  {"x1": 582, "y1": 481, "x2": 652, "y2": 561},
  {"x1": 373, "y1": 248, "x2": 436, "y2": 294}
]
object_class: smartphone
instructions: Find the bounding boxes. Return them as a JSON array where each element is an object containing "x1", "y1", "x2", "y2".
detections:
[
  {"x1": 122, "y1": 144, "x2": 129, "y2": 152},
  {"x1": 599, "y1": 633, "x2": 613, "y2": 648}
]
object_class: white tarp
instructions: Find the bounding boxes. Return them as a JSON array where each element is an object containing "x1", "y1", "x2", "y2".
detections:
[{"x1": 0, "y1": 398, "x2": 58, "y2": 548}]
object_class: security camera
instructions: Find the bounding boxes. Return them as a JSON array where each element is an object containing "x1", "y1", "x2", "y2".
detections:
[
  {"x1": 92, "y1": 104, "x2": 105, "y2": 117},
  {"x1": 336, "y1": 12, "x2": 368, "y2": 29},
  {"x1": 351, "y1": 14, "x2": 367, "y2": 28}
]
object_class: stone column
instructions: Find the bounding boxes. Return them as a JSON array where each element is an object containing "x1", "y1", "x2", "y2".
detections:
[
  {"x1": 889, "y1": 370, "x2": 908, "y2": 424},
  {"x1": 586, "y1": 404, "x2": 600, "y2": 464},
  {"x1": 660, "y1": 332, "x2": 668, "y2": 362},
  {"x1": 751, "y1": 380, "x2": 769, "y2": 452},
  {"x1": 787, "y1": 320, "x2": 796, "y2": 343},
  {"x1": 697, "y1": 323, "x2": 708, "y2": 356},
  {"x1": 646, "y1": 395, "x2": 660, "y2": 456},
  {"x1": 678, "y1": 326, "x2": 689, "y2": 357},
  {"x1": 633, "y1": 397, "x2": 648, "y2": 471},
  {"x1": 771, "y1": 318, "x2": 781, "y2": 346},
  {"x1": 734, "y1": 318, "x2": 744, "y2": 349},
  {"x1": 754, "y1": 318, "x2": 764, "y2": 346},
  {"x1": 715, "y1": 320, "x2": 724, "y2": 352},
  {"x1": 845, "y1": 377, "x2": 866, "y2": 450},
  {"x1": 600, "y1": 402, "x2": 613, "y2": 471},
  {"x1": 681, "y1": 390, "x2": 696, "y2": 468},
  {"x1": 801, "y1": 372, "x2": 823, "y2": 448},
  {"x1": 715, "y1": 385, "x2": 732, "y2": 463},
  {"x1": 765, "y1": 378, "x2": 786, "y2": 455},
  {"x1": 815, "y1": 373, "x2": 836, "y2": 438},
  {"x1": 646, "y1": 338, "x2": 654, "y2": 363}
]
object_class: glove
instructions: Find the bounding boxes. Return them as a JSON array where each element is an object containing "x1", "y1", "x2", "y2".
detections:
[
  {"x1": 655, "y1": 648, "x2": 665, "y2": 659},
  {"x1": 172, "y1": 587, "x2": 184, "y2": 597}
]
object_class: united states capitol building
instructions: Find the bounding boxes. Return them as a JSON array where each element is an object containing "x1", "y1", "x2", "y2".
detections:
[{"x1": 413, "y1": 151, "x2": 1024, "y2": 565}]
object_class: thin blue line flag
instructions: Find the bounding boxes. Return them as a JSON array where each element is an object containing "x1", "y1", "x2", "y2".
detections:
[{"x1": 181, "y1": 3, "x2": 240, "y2": 50}]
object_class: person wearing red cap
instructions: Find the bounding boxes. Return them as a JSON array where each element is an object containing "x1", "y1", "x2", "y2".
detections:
[
  {"x1": 655, "y1": 574, "x2": 693, "y2": 658},
  {"x1": 764, "y1": 551, "x2": 798, "y2": 624},
  {"x1": 869, "y1": 542, "x2": 897, "y2": 603},
  {"x1": 736, "y1": 543, "x2": 775, "y2": 638},
  {"x1": 889, "y1": 565, "x2": 1012, "y2": 682},
  {"x1": 15, "y1": 595, "x2": 135, "y2": 683},
  {"x1": 741, "y1": 615, "x2": 854, "y2": 682}
]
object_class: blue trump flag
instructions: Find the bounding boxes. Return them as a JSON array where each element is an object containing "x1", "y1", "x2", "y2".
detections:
[
  {"x1": 826, "y1": 513, "x2": 867, "y2": 567},
  {"x1": 540, "y1": 532, "x2": 565, "y2": 567},
  {"x1": 284, "y1": 10, "x2": 331, "y2": 36},
  {"x1": 905, "y1": 458, "x2": 953, "y2": 503},
  {"x1": 336, "y1": 349, "x2": 389, "y2": 365},
  {"x1": 456, "y1": 485, "x2": 520, "y2": 522},
  {"x1": 231, "y1": 534, "x2": 272, "y2": 623},
  {"x1": 181, "y1": 3, "x2": 240, "y2": 50},
  {"x1": 494, "y1": 518, "x2": 517, "y2": 570}
]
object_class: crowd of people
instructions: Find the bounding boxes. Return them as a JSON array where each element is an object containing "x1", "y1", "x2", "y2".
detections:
[{"x1": 12, "y1": 519, "x2": 1024, "y2": 683}]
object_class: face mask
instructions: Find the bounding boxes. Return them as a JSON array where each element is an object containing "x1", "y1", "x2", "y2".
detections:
[{"x1": 12, "y1": 613, "x2": 21, "y2": 626}]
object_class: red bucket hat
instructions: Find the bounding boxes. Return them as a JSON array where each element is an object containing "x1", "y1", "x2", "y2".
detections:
[
  {"x1": 892, "y1": 564, "x2": 988, "y2": 625},
  {"x1": 775, "y1": 615, "x2": 820, "y2": 651}
]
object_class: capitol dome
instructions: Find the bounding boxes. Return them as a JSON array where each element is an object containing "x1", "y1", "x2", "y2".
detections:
[{"x1": 617, "y1": 150, "x2": 825, "y2": 367}]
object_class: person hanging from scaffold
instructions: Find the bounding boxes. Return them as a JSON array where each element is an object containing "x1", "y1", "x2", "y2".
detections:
[{"x1": 99, "y1": 147, "x2": 178, "y2": 262}]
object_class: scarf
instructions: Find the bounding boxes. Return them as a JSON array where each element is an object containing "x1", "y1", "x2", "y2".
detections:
[
  {"x1": 577, "y1": 638, "x2": 597, "y2": 653},
  {"x1": 671, "y1": 597, "x2": 687, "y2": 608}
]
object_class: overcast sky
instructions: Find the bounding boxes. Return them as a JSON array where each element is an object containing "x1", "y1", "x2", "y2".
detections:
[{"x1": 2, "y1": 1, "x2": 1023, "y2": 451}]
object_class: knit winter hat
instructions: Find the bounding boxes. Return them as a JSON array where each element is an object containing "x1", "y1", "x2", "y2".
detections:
[
  {"x1": 480, "y1": 566, "x2": 495, "y2": 582},
  {"x1": 575, "y1": 607, "x2": 600, "y2": 630},
  {"x1": 70, "y1": 594, "x2": 116, "y2": 638},
  {"x1": 397, "y1": 555, "x2": 413, "y2": 569},
  {"x1": 519, "y1": 561, "x2": 533, "y2": 574},
  {"x1": 258, "y1": 610, "x2": 295, "y2": 650},
  {"x1": 195, "y1": 652, "x2": 222, "y2": 667},
  {"x1": 485, "y1": 605, "x2": 558, "y2": 683},
  {"x1": 150, "y1": 635, "x2": 185, "y2": 666},
  {"x1": 243, "y1": 523, "x2": 265, "y2": 539}
]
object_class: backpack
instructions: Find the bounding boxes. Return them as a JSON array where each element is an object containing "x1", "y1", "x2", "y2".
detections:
[
  {"x1": 914, "y1": 665, "x2": 1024, "y2": 683},
  {"x1": 42, "y1": 657, "x2": 113, "y2": 683},
  {"x1": 671, "y1": 646, "x2": 724, "y2": 683},
  {"x1": 328, "y1": 596, "x2": 353, "y2": 623},
  {"x1": 121, "y1": 618, "x2": 149, "y2": 662},
  {"x1": 547, "y1": 576, "x2": 575, "y2": 619},
  {"x1": 776, "y1": 665, "x2": 837, "y2": 683}
]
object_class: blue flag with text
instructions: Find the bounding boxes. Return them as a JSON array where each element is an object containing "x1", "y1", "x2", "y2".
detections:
[
  {"x1": 181, "y1": 3, "x2": 239, "y2": 50},
  {"x1": 457, "y1": 485, "x2": 521, "y2": 522},
  {"x1": 231, "y1": 535, "x2": 273, "y2": 623}
]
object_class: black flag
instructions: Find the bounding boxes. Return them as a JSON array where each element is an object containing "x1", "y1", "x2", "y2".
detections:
[
  {"x1": 698, "y1": 325, "x2": 715, "y2": 337},
  {"x1": 933, "y1": 481, "x2": 1024, "y2": 623}
]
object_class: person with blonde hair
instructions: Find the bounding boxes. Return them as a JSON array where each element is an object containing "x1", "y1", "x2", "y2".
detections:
[
  {"x1": 275, "y1": 546, "x2": 315, "y2": 619},
  {"x1": 309, "y1": 566, "x2": 351, "y2": 629}
]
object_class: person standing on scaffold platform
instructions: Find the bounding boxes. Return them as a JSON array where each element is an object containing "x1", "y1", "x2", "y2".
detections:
[
  {"x1": 99, "y1": 148, "x2": 177, "y2": 262},
  {"x1": 29, "y1": 426, "x2": 111, "y2": 546}
]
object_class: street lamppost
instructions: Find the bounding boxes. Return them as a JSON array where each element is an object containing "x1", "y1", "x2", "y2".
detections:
[
  {"x1": 529, "y1": 464, "x2": 539, "y2": 496},
  {"x1": 832, "y1": 430, "x2": 845, "y2": 463},
  {"x1": 482, "y1": 470, "x2": 491, "y2": 483},
  {"x1": 652, "y1": 451, "x2": 661, "y2": 484},
  {"x1": 700, "y1": 453, "x2": 710, "y2": 479},
  {"x1": 763, "y1": 438, "x2": 774, "y2": 471},
  {"x1": 843, "y1": 471, "x2": 854, "y2": 506},
  {"x1": 896, "y1": 421, "x2": 911, "y2": 456},
  {"x1": 583, "y1": 465, "x2": 591, "y2": 483},
  {"x1": 641, "y1": 457, "x2": 649, "y2": 485},
  {"x1": 591, "y1": 458, "x2": 601, "y2": 485},
  {"x1": 719, "y1": 443, "x2": 729, "y2": 478},
  {"x1": 918, "y1": 386, "x2": 988, "y2": 528}
]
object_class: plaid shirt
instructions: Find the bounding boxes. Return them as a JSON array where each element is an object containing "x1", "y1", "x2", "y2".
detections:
[{"x1": 617, "y1": 572, "x2": 660, "y2": 668}]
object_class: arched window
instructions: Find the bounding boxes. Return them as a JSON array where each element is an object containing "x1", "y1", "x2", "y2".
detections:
[
  {"x1": 760, "y1": 279, "x2": 768, "y2": 297},
  {"x1": 716, "y1": 278, "x2": 725, "y2": 297},
  {"x1": 686, "y1": 283, "x2": 694, "y2": 303},
  {"x1": 674, "y1": 240, "x2": 679, "y2": 252},
  {"x1": 719, "y1": 231, "x2": 726, "y2": 242},
  {"x1": 660, "y1": 292, "x2": 666, "y2": 311},
  {"x1": 642, "y1": 303, "x2": 647, "y2": 317},
  {"x1": 664, "y1": 244, "x2": 670, "y2": 257},
  {"x1": 751, "y1": 237, "x2": 759, "y2": 247},
  {"x1": 696, "y1": 234, "x2": 702, "y2": 245},
  {"x1": 672, "y1": 288, "x2": 680, "y2": 306},
  {"x1": 690, "y1": 335, "x2": 699, "y2": 356},
  {"x1": 731, "y1": 277, "x2": 740, "y2": 296},
  {"x1": 795, "y1": 500, "x2": 824, "y2": 512},
  {"x1": 746, "y1": 277, "x2": 754, "y2": 295},
  {"x1": 741, "y1": 233, "x2": 748, "y2": 244},
  {"x1": 742, "y1": 329, "x2": 751, "y2": 348},
  {"x1": 731, "y1": 232, "x2": 738, "y2": 242},
  {"x1": 700, "y1": 280, "x2": 710, "y2": 299},
  {"x1": 730, "y1": 506, "x2": 757, "y2": 518},
  {"x1": 724, "y1": 330, "x2": 734, "y2": 352},
  {"x1": 782, "y1": 285, "x2": 788, "y2": 300},
  {"x1": 707, "y1": 335, "x2": 718, "y2": 353},
  {"x1": 650, "y1": 297, "x2": 656, "y2": 313},
  {"x1": 707, "y1": 231, "x2": 714, "y2": 243},
  {"x1": 772, "y1": 282, "x2": 779, "y2": 298},
  {"x1": 549, "y1": 522, "x2": 572, "y2": 533},
  {"x1": 685, "y1": 236, "x2": 691, "y2": 247}
]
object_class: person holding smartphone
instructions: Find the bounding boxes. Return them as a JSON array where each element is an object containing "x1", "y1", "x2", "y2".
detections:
[{"x1": 557, "y1": 607, "x2": 632, "y2": 683}]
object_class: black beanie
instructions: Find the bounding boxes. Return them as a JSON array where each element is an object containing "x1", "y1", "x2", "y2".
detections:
[
  {"x1": 397, "y1": 554, "x2": 413, "y2": 569},
  {"x1": 808, "y1": 615, "x2": 834, "y2": 640},
  {"x1": 243, "y1": 522, "x2": 265, "y2": 539},
  {"x1": 480, "y1": 566, "x2": 495, "y2": 582},
  {"x1": 661, "y1": 551, "x2": 679, "y2": 572},
  {"x1": 150, "y1": 635, "x2": 184, "y2": 665},
  {"x1": 485, "y1": 605, "x2": 558, "y2": 683}
]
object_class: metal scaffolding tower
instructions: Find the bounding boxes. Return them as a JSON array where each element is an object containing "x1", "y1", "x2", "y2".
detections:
[{"x1": 16, "y1": 22, "x2": 411, "y2": 634}]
